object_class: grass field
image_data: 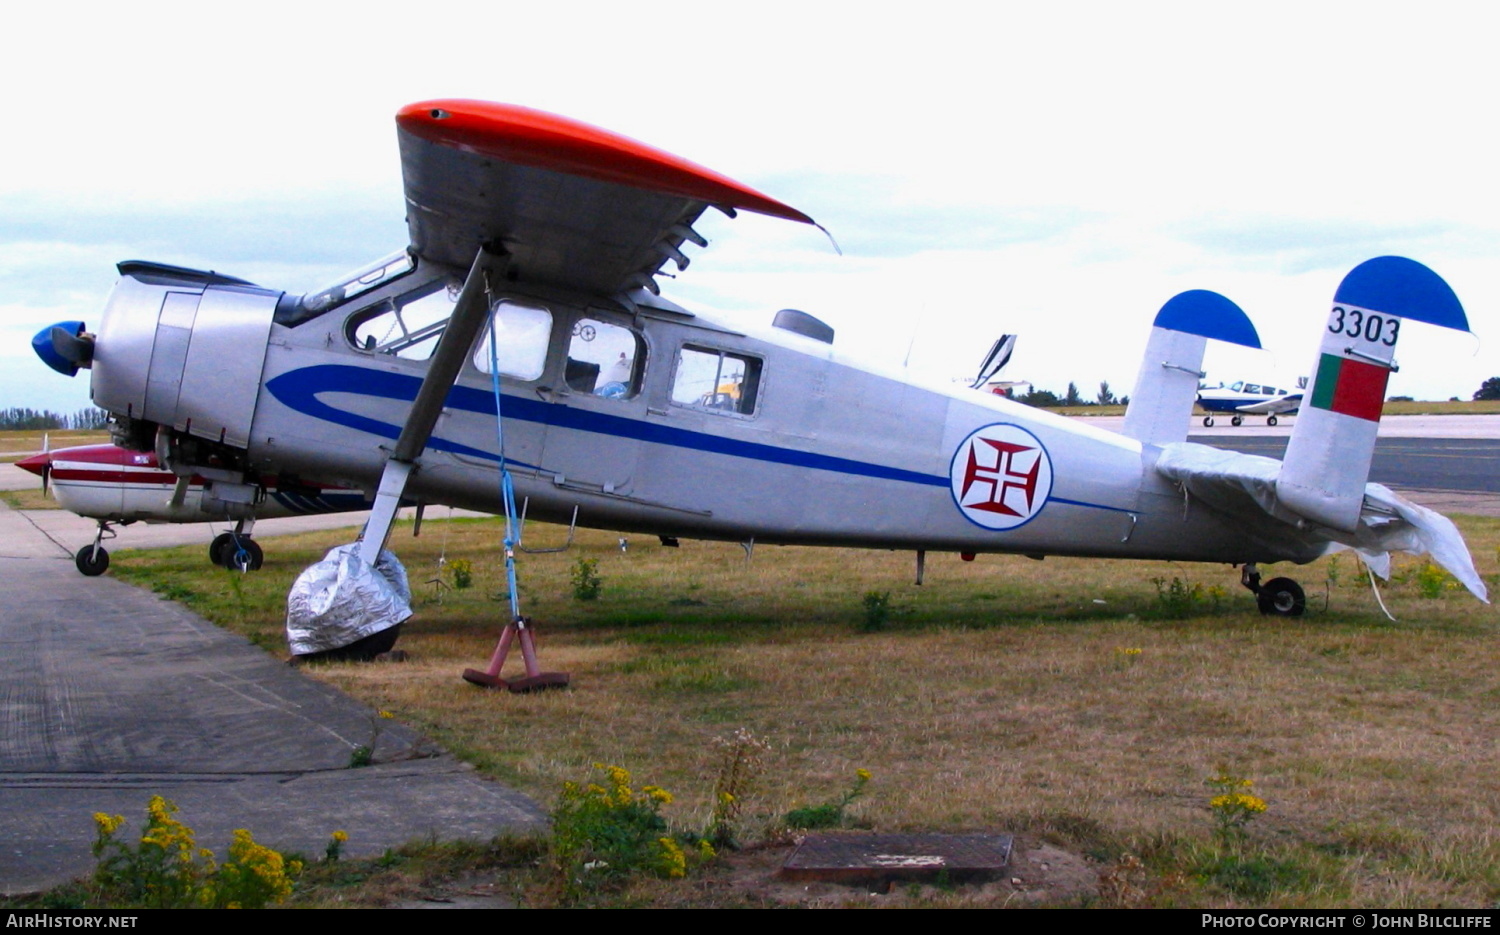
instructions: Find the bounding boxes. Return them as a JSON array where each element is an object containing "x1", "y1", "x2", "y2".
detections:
[
  {"x1": 99, "y1": 513, "x2": 1500, "y2": 908},
  {"x1": 0, "y1": 430, "x2": 110, "y2": 462}
]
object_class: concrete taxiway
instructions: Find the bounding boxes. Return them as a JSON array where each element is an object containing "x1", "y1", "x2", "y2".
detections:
[{"x1": 0, "y1": 499, "x2": 544, "y2": 896}]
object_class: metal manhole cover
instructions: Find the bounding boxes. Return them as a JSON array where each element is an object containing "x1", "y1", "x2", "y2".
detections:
[{"x1": 780, "y1": 832, "x2": 1013, "y2": 884}]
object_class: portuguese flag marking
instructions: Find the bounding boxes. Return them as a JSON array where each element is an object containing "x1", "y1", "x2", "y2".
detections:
[{"x1": 1309, "y1": 353, "x2": 1388, "y2": 422}]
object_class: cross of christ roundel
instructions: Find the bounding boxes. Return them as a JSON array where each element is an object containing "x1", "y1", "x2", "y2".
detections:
[{"x1": 949, "y1": 423, "x2": 1053, "y2": 530}]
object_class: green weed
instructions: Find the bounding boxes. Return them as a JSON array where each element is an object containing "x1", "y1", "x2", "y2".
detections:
[
  {"x1": 571, "y1": 557, "x2": 602, "y2": 601},
  {"x1": 785, "y1": 768, "x2": 872, "y2": 830}
]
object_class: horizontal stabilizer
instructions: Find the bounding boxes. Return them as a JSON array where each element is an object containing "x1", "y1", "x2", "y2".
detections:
[
  {"x1": 1122, "y1": 291, "x2": 1260, "y2": 446},
  {"x1": 1277, "y1": 258, "x2": 1468, "y2": 532}
]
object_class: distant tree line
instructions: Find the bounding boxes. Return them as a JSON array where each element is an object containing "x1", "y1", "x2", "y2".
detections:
[
  {"x1": 0, "y1": 407, "x2": 110, "y2": 431},
  {"x1": 1475, "y1": 377, "x2": 1500, "y2": 401},
  {"x1": 1015, "y1": 381, "x2": 1127, "y2": 408}
]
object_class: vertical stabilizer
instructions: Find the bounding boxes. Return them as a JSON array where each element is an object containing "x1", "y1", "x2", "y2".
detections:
[
  {"x1": 1122, "y1": 290, "x2": 1260, "y2": 445},
  {"x1": 1276, "y1": 257, "x2": 1469, "y2": 532}
]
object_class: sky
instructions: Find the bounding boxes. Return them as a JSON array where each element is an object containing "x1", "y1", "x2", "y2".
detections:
[{"x1": 2, "y1": 1, "x2": 1496, "y2": 414}]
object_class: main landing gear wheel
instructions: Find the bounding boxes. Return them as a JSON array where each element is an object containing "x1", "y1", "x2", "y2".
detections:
[
  {"x1": 1256, "y1": 577, "x2": 1306, "y2": 617},
  {"x1": 209, "y1": 533, "x2": 235, "y2": 567},
  {"x1": 75, "y1": 545, "x2": 110, "y2": 576},
  {"x1": 228, "y1": 539, "x2": 264, "y2": 572},
  {"x1": 1202, "y1": 416, "x2": 1215, "y2": 427},
  {"x1": 1231, "y1": 414, "x2": 1244, "y2": 426},
  {"x1": 1267, "y1": 415, "x2": 1279, "y2": 427}
]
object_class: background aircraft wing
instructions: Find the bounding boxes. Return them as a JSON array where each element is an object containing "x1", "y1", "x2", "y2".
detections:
[
  {"x1": 1235, "y1": 393, "x2": 1302, "y2": 415},
  {"x1": 396, "y1": 100, "x2": 816, "y2": 298}
]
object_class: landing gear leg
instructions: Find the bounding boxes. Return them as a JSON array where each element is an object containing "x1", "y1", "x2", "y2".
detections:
[{"x1": 75, "y1": 522, "x2": 116, "y2": 576}]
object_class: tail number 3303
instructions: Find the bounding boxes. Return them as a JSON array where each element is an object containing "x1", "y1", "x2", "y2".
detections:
[{"x1": 1329, "y1": 306, "x2": 1399, "y2": 347}]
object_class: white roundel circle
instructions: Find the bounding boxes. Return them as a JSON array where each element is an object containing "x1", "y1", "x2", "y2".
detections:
[{"x1": 949, "y1": 423, "x2": 1053, "y2": 530}]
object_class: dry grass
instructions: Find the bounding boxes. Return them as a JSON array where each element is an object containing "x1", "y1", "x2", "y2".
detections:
[{"x1": 110, "y1": 515, "x2": 1500, "y2": 906}]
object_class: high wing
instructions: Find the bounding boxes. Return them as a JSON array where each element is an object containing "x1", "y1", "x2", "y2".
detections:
[
  {"x1": 349, "y1": 101, "x2": 822, "y2": 572},
  {"x1": 1153, "y1": 257, "x2": 1486, "y2": 602},
  {"x1": 397, "y1": 100, "x2": 817, "y2": 300}
]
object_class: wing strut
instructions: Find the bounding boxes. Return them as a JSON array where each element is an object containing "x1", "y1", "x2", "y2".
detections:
[{"x1": 356, "y1": 246, "x2": 506, "y2": 565}]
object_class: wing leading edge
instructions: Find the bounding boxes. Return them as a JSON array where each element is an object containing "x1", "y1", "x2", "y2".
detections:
[{"x1": 396, "y1": 100, "x2": 817, "y2": 299}]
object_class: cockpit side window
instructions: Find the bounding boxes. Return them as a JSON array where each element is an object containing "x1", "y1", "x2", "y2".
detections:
[
  {"x1": 348, "y1": 280, "x2": 459, "y2": 360},
  {"x1": 671, "y1": 345, "x2": 762, "y2": 415},
  {"x1": 472, "y1": 301, "x2": 553, "y2": 381},
  {"x1": 308, "y1": 250, "x2": 416, "y2": 315},
  {"x1": 565, "y1": 317, "x2": 644, "y2": 399}
]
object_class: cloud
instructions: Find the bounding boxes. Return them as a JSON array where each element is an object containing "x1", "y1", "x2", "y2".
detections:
[
  {"x1": 755, "y1": 172, "x2": 1097, "y2": 259},
  {"x1": 1167, "y1": 215, "x2": 1500, "y2": 276}
]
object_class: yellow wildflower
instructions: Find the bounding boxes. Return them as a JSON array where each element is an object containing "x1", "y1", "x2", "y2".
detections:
[
  {"x1": 643, "y1": 785, "x2": 674, "y2": 805},
  {"x1": 331, "y1": 830, "x2": 349, "y2": 843},
  {"x1": 93, "y1": 812, "x2": 125, "y2": 836},
  {"x1": 656, "y1": 837, "x2": 686, "y2": 878},
  {"x1": 856, "y1": 768, "x2": 872, "y2": 782}
]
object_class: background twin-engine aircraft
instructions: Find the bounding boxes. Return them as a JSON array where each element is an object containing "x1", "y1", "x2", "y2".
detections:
[{"x1": 32, "y1": 99, "x2": 1486, "y2": 651}]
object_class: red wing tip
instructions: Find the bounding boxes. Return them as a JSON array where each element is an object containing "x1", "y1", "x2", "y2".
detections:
[{"x1": 396, "y1": 99, "x2": 815, "y2": 226}]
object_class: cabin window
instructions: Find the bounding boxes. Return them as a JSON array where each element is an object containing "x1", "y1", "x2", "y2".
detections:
[
  {"x1": 348, "y1": 280, "x2": 459, "y2": 360},
  {"x1": 671, "y1": 345, "x2": 761, "y2": 415},
  {"x1": 473, "y1": 301, "x2": 553, "y2": 381},
  {"x1": 565, "y1": 317, "x2": 643, "y2": 398}
]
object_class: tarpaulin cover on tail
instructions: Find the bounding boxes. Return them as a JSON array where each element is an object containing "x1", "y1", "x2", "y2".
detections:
[{"x1": 1156, "y1": 442, "x2": 1487, "y2": 602}]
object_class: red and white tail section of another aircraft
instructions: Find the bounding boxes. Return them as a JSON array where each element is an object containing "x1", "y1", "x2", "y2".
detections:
[{"x1": 16, "y1": 444, "x2": 372, "y2": 576}]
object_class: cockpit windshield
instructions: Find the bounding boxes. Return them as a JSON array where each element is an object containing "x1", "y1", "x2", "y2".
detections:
[{"x1": 302, "y1": 250, "x2": 415, "y2": 314}]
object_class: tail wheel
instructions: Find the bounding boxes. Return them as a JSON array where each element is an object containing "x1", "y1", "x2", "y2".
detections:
[
  {"x1": 1256, "y1": 577, "x2": 1305, "y2": 617},
  {"x1": 75, "y1": 546, "x2": 110, "y2": 577}
]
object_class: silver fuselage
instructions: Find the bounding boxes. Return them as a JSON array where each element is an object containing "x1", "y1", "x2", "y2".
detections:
[{"x1": 87, "y1": 256, "x2": 1320, "y2": 567}]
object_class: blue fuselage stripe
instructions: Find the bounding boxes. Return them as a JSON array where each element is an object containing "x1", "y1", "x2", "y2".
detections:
[
  {"x1": 266, "y1": 365, "x2": 947, "y2": 487},
  {"x1": 264, "y1": 365, "x2": 1126, "y2": 512}
]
